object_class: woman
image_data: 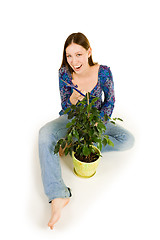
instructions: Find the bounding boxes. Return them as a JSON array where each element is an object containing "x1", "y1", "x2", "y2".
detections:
[{"x1": 39, "y1": 32, "x2": 134, "y2": 229}]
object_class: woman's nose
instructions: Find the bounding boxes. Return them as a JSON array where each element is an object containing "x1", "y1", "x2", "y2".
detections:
[{"x1": 71, "y1": 57, "x2": 78, "y2": 65}]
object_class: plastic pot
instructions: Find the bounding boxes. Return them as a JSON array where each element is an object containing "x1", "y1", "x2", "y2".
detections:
[{"x1": 72, "y1": 145, "x2": 101, "y2": 178}]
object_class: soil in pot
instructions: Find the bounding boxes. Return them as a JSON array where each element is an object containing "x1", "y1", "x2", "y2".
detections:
[{"x1": 74, "y1": 152, "x2": 99, "y2": 163}]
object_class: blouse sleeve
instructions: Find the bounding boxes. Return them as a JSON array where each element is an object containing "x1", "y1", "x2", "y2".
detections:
[
  {"x1": 99, "y1": 66, "x2": 115, "y2": 119},
  {"x1": 59, "y1": 67, "x2": 72, "y2": 116}
]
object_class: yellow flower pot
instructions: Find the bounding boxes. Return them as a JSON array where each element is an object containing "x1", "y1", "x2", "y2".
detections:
[{"x1": 72, "y1": 146, "x2": 101, "y2": 178}]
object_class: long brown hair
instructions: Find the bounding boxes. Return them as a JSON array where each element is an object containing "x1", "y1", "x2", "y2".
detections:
[{"x1": 60, "y1": 32, "x2": 97, "y2": 73}]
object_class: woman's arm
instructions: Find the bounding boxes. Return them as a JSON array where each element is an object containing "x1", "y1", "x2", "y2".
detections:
[
  {"x1": 99, "y1": 66, "x2": 115, "y2": 120},
  {"x1": 59, "y1": 67, "x2": 73, "y2": 115},
  {"x1": 59, "y1": 67, "x2": 85, "y2": 115}
]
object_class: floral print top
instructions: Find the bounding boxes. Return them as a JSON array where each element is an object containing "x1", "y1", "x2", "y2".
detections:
[{"x1": 58, "y1": 64, "x2": 115, "y2": 122}]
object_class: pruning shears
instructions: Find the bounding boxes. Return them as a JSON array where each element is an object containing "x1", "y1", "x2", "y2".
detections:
[{"x1": 61, "y1": 79, "x2": 86, "y2": 97}]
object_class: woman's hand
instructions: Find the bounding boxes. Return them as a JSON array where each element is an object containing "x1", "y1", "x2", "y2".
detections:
[{"x1": 70, "y1": 89, "x2": 86, "y2": 105}]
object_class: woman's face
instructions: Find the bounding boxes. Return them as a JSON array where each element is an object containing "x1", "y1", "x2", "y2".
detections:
[{"x1": 66, "y1": 43, "x2": 92, "y2": 74}]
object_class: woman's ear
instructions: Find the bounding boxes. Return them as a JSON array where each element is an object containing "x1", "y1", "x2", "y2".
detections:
[{"x1": 88, "y1": 47, "x2": 92, "y2": 58}]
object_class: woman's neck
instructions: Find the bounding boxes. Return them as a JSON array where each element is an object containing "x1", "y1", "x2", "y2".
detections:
[{"x1": 72, "y1": 65, "x2": 94, "y2": 79}]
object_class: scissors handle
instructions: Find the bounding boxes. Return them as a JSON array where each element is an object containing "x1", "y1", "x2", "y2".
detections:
[{"x1": 61, "y1": 79, "x2": 85, "y2": 97}]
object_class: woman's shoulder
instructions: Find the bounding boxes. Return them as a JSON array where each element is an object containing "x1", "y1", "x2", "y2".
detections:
[
  {"x1": 59, "y1": 65, "x2": 72, "y2": 81},
  {"x1": 99, "y1": 64, "x2": 111, "y2": 72},
  {"x1": 59, "y1": 66, "x2": 71, "y2": 83},
  {"x1": 59, "y1": 65, "x2": 69, "y2": 75},
  {"x1": 99, "y1": 64, "x2": 113, "y2": 79}
]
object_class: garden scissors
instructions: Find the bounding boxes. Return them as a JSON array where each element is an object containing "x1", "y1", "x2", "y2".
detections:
[{"x1": 60, "y1": 79, "x2": 86, "y2": 97}]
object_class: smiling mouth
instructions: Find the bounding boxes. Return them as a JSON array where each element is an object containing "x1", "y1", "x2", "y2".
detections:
[{"x1": 73, "y1": 65, "x2": 82, "y2": 71}]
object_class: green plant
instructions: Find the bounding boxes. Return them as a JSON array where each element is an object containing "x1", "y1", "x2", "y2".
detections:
[{"x1": 54, "y1": 93, "x2": 122, "y2": 163}]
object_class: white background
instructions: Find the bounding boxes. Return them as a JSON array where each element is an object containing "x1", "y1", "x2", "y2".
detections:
[{"x1": 0, "y1": 0, "x2": 160, "y2": 239}]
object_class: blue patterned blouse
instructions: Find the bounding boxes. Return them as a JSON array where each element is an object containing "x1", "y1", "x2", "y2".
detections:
[{"x1": 58, "y1": 64, "x2": 115, "y2": 122}]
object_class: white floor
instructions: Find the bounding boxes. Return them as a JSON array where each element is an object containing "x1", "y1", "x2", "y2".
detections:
[{"x1": 25, "y1": 119, "x2": 159, "y2": 239}]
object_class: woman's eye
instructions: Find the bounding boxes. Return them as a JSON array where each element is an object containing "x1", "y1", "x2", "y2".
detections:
[
  {"x1": 77, "y1": 54, "x2": 82, "y2": 56},
  {"x1": 67, "y1": 55, "x2": 71, "y2": 58}
]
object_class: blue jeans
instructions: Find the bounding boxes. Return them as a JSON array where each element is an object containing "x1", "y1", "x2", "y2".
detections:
[{"x1": 38, "y1": 114, "x2": 134, "y2": 203}]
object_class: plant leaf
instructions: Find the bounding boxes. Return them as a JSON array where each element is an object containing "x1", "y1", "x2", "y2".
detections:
[
  {"x1": 61, "y1": 140, "x2": 66, "y2": 149},
  {"x1": 97, "y1": 122, "x2": 106, "y2": 132},
  {"x1": 54, "y1": 144, "x2": 60, "y2": 154},
  {"x1": 64, "y1": 147, "x2": 69, "y2": 156},
  {"x1": 64, "y1": 107, "x2": 70, "y2": 114},
  {"x1": 83, "y1": 145, "x2": 91, "y2": 156},
  {"x1": 73, "y1": 129, "x2": 79, "y2": 139},
  {"x1": 97, "y1": 142, "x2": 102, "y2": 151},
  {"x1": 67, "y1": 132, "x2": 72, "y2": 142},
  {"x1": 66, "y1": 122, "x2": 73, "y2": 128},
  {"x1": 104, "y1": 114, "x2": 109, "y2": 121},
  {"x1": 118, "y1": 118, "x2": 123, "y2": 121},
  {"x1": 102, "y1": 138, "x2": 108, "y2": 146},
  {"x1": 90, "y1": 97, "x2": 99, "y2": 105},
  {"x1": 108, "y1": 139, "x2": 114, "y2": 147}
]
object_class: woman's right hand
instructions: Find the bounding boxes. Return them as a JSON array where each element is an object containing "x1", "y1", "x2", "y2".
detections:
[{"x1": 70, "y1": 89, "x2": 86, "y2": 105}]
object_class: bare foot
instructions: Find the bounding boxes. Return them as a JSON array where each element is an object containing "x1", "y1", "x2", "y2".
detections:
[{"x1": 48, "y1": 198, "x2": 70, "y2": 230}]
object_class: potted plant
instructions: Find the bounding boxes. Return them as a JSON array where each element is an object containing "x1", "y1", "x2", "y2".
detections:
[{"x1": 54, "y1": 92, "x2": 122, "y2": 178}]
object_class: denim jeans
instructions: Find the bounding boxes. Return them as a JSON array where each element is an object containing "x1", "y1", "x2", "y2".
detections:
[{"x1": 38, "y1": 114, "x2": 134, "y2": 203}]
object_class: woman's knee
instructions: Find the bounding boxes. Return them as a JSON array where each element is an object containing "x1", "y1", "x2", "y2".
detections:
[
  {"x1": 39, "y1": 116, "x2": 68, "y2": 145},
  {"x1": 122, "y1": 130, "x2": 135, "y2": 150},
  {"x1": 128, "y1": 131, "x2": 135, "y2": 148},
  {"x1": 39, "y1": 122, "x2": 55, "y2": 144}
]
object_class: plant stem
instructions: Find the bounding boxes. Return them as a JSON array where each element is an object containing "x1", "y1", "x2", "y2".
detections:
[
  {"x1": 87, "y1": 92, "x2": 90, "y2": 118},
  {"x1": 87, "y1": 92, "x2": 89, "y2": 106}
]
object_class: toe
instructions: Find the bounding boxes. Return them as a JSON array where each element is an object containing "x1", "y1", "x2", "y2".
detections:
[{"x1": 48, "y1": 212, "x2": 60, "y2": 229}]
